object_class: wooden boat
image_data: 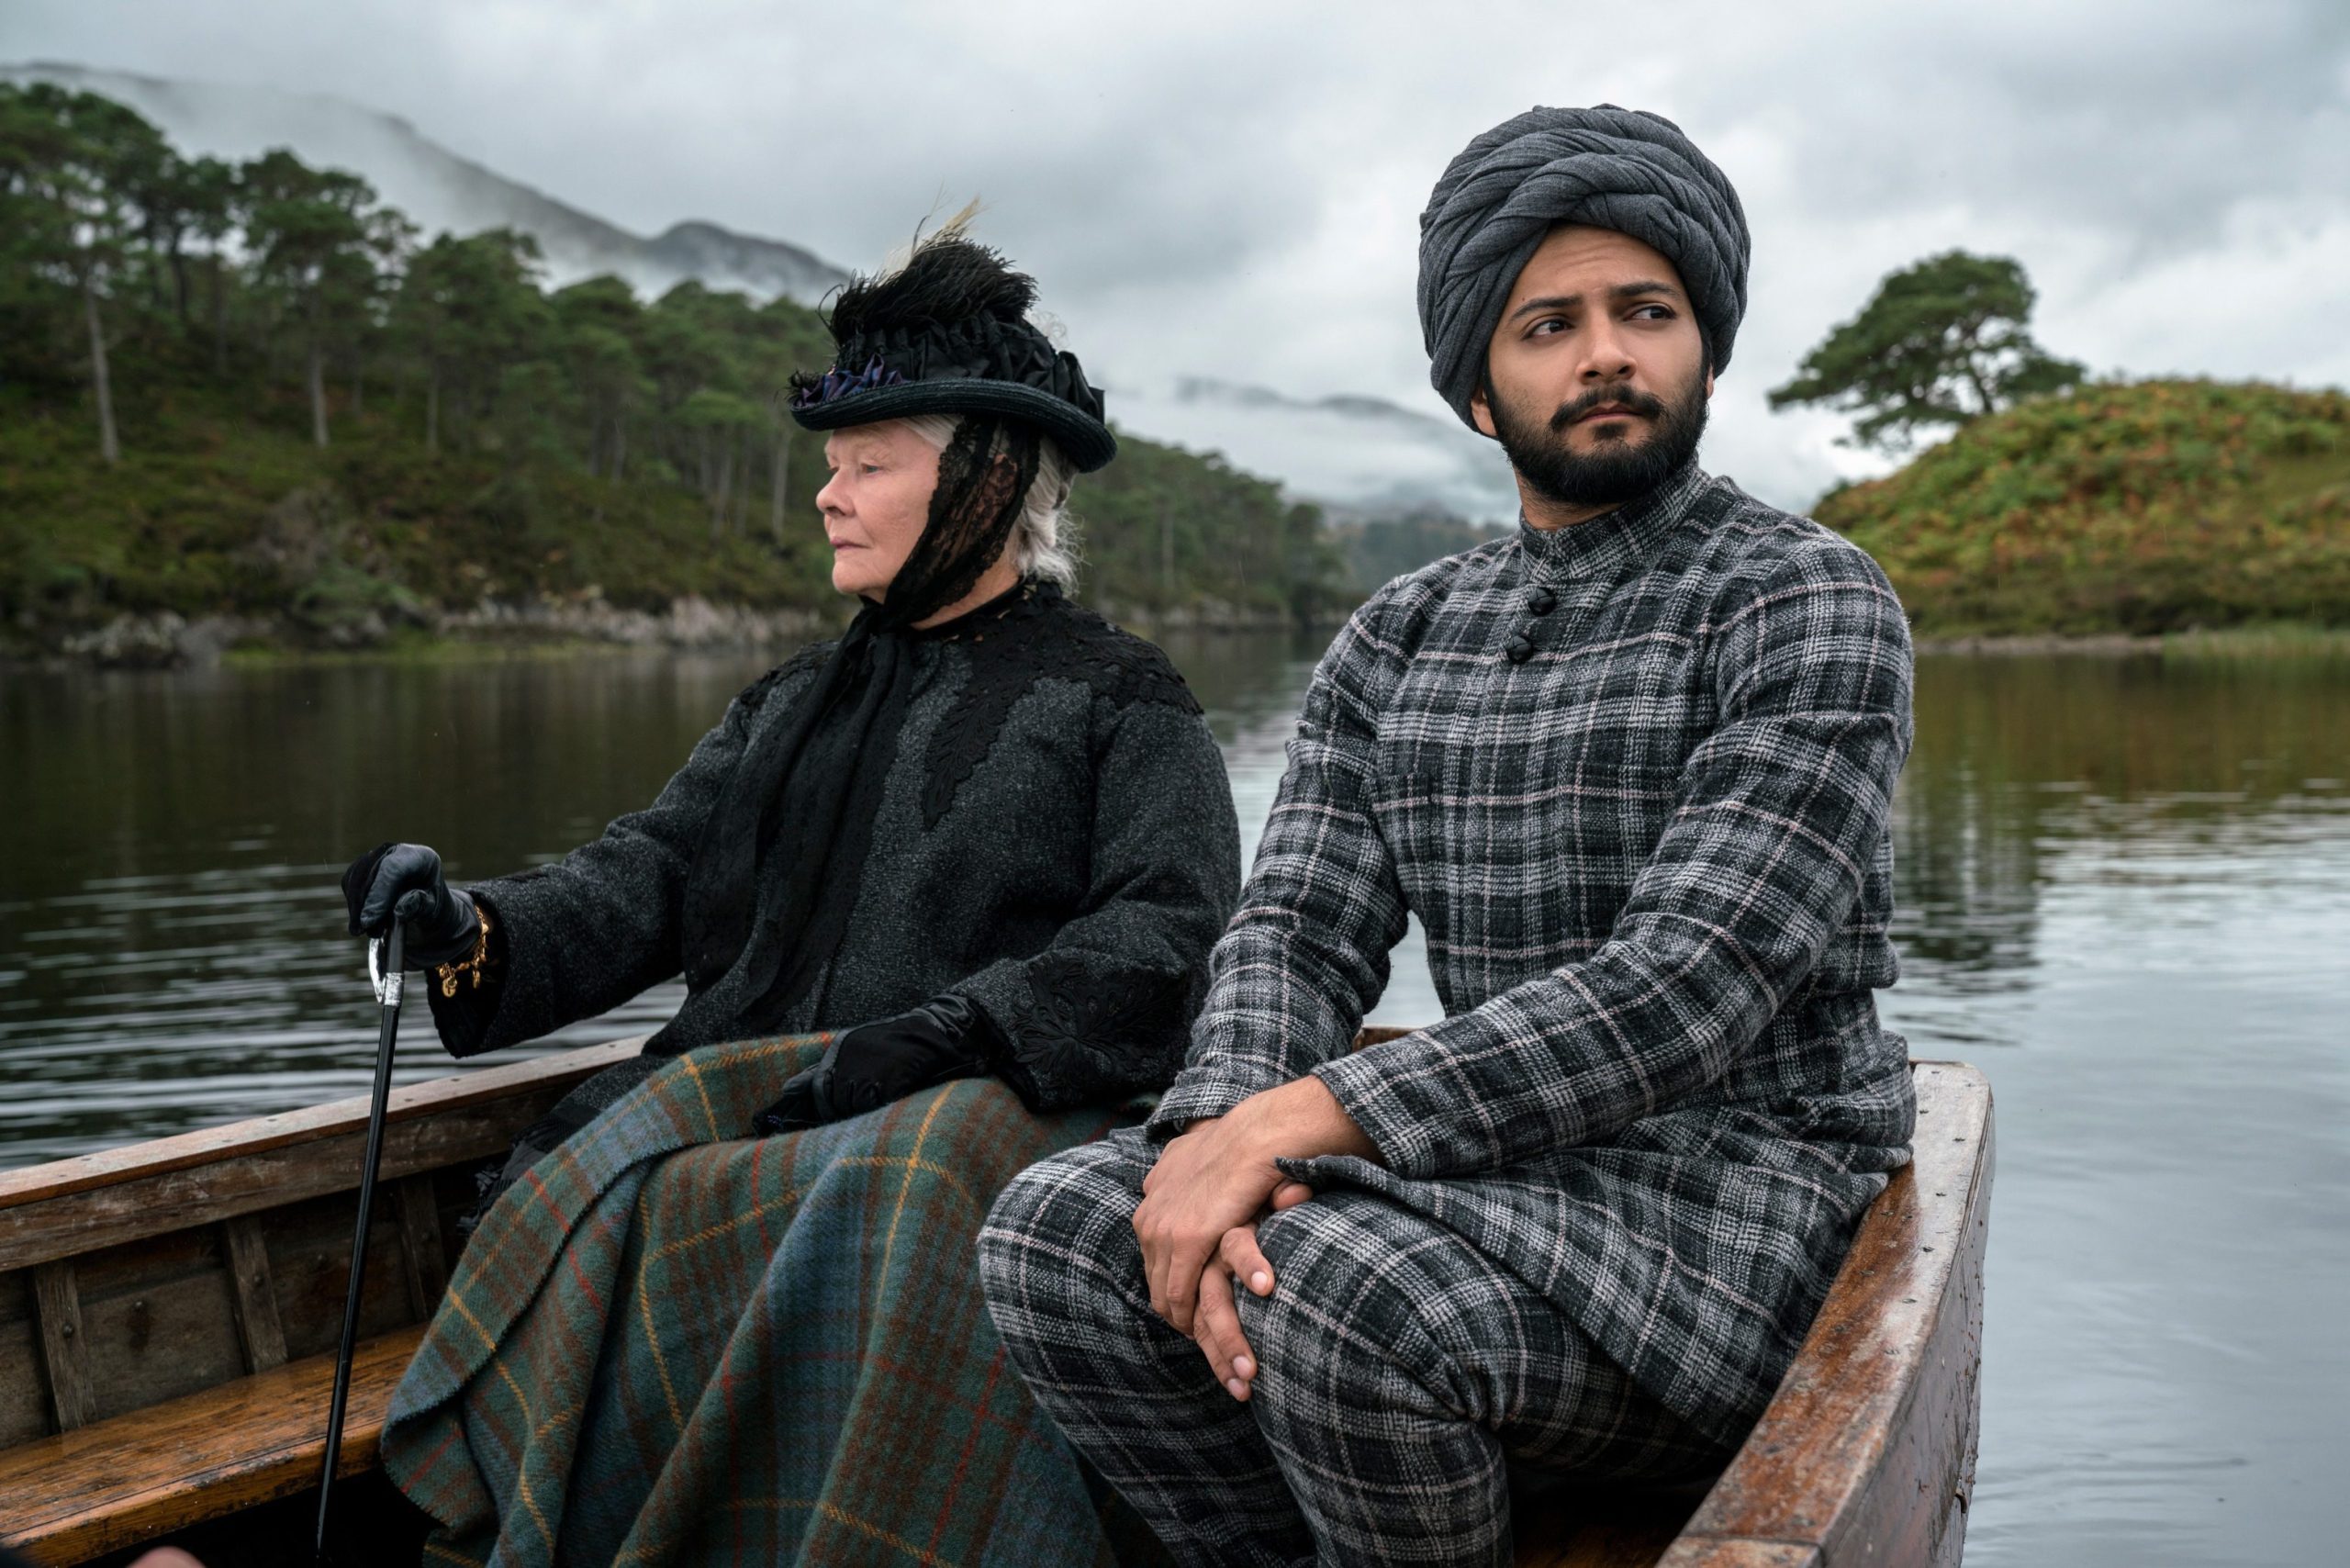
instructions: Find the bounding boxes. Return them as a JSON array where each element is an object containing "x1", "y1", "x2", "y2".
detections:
[{"x1": 0, "y1": 1032, "x2": 1992, "y2": 1567}]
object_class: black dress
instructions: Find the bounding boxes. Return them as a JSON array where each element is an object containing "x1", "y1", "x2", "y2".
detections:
[{"x1": 427, "y1": 580, "x2": 1242, "y2": 1115}]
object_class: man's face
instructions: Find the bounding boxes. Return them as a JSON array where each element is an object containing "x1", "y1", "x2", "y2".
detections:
[{"x1": 1472, "y1": 225, "x2": 1713, "y2": 512}]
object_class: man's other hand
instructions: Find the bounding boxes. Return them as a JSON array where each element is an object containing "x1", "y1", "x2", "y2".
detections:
[
  {"x1": 1187, "y1": 1179, "x2": 1314, "y2": 1401},
  {"x1": 1138, "y1": 1071, "x2": 1372, "y2": 1365},
  {"x1": 1134, "y1": 1113, "x2": 1288, "y2": 1336}
]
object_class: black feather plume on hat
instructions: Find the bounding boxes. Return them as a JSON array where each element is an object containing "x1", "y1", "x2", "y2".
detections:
[
  {"x1": 824, "y1": 235, "x2": 1039, "y2": 343},
  {"x1": 788, "y1": 230, "x2": 1115, "y2": 471}
]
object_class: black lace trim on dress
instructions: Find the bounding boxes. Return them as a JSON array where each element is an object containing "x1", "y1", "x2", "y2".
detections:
[
  {"x1": 737, "y1": 641, "x2": 834, "y2": 719},
  {"x1": 919, "y1": 585, "x2": 1203, "y2": 830},
  {"x1": 989, "y1": 951, "x2": 1192, "y2": 1110}
]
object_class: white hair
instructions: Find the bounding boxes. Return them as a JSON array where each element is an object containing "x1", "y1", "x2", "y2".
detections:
[{"x1": 901, "y1": 412, "x2": 1082, "y2": 590}]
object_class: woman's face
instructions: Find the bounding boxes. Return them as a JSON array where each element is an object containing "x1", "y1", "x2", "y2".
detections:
[{"x1": 815, "y1": 421, "x2": 942, "y2": 600}]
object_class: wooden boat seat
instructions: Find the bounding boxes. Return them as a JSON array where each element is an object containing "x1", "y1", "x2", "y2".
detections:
[
  {"x1": 0, "y1": 1324, "x2": 425, "y2": 1564},
  {"x1": 0, "y1": 1040, "x2": 645, "y2": 1567}
]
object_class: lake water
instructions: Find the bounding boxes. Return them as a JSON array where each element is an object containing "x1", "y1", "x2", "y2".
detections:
[{"x1": 4, "y1": 634, "x2": 2347, "y2": 1565}]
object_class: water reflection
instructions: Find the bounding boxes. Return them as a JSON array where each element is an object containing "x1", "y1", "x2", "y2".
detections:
[
  {"x1": 1882, "y1": 653, "x2": 2350, "y2": 1568},
  {"x1": 4, "y1": 637, "x2": 2348, "y2": 1566}
]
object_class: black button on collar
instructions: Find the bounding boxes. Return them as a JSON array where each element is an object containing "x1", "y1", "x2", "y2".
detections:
[
  {"x1": 1527, "y1": 586, "x2": 1557, "y2": 615},
  {"x1": 1504, "y1": 634, "x2": 1534, "y2": 664}
]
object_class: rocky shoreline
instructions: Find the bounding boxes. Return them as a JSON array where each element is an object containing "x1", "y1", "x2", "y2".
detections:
[
  {"x1": 12, "y1": 593, "x2": 1315, "y2": 670},
  {"x1": 1910, "y1": 627, "x2": 2350, "y2": 655},
  {"x1": 15, "y1": 597, "x2": 833, "y2": 671},
  {"x1": 36, "y1": 604, "x2": 2322, "y2": 672}
]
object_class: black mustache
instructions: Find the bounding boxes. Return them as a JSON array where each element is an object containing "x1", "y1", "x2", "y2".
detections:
[{"x1": 1550, "y1": 387, "x2": 1667, "y2": 431}]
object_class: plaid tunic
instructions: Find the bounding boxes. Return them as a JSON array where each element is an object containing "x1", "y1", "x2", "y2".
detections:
[{"x1": 1147, "y1": 461, "x2": 1917, "y2": 1444}]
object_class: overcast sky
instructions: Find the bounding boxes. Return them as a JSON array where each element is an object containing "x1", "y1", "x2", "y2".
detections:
[{"x1": 9, "y1": 0, "x2": 2348, "y2": 508}]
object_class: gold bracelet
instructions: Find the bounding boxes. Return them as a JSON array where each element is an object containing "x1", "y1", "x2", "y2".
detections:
[{"x1": 435, "y1": 902, "x2": 497, "y2": 999}]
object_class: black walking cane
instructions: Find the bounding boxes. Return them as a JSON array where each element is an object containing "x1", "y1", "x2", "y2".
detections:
[{"x1": 314, "y1": 921, "x2": 406, "y2": 1566}]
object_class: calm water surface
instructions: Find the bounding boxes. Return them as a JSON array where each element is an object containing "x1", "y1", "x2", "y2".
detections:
[{"x1": 4, "y1": 635, "x2": 2347, "y2": 1565}]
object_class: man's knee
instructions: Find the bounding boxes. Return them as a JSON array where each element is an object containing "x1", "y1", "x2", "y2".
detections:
[
  {"x1": 1237, "y1": 1194, "x2": 1477, "y2": 1419},
  {"x1": 1233, "y1": 1199, "x2": 1384, "y2": 1372},
  {"x1": 979, "y1": 1138, "x2": 1150, "y2": 1332},
  {"x1": 1245, "y1": 1193, "x2": 1388, "y2": 1307}
]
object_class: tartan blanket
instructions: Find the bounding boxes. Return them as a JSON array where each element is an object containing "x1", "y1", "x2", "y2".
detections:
[{"x1": 381, "y1": 1032, "x2": 1130, "y2": 1567}]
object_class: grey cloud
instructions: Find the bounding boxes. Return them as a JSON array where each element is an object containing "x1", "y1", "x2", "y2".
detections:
[
  {"x1": 1707, "y1": 2, "x2": 2350, "y2": 249},
  {"x1": 6, "y1": 0, "x2": 2346, "y2": 514}
]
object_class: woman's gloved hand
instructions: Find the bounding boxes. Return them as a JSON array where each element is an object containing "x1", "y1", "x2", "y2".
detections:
[
  {"x1": 752, "y1": 993, "x2": 999, "y2": 1133},
  {"x1": 341, "y1": 842, "x2": 482, "y2": 966}
]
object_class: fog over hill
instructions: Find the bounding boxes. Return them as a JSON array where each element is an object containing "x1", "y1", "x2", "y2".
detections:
[
  {"x1": 5, "y1": 62, "x2": 850, "y2": 305},
  {"x1": 1113, "y1": 378, "x2": 1521, "y2": 524},
  {"x1": 8, "y1": 61, "x2": 1518, "y2": 524}
]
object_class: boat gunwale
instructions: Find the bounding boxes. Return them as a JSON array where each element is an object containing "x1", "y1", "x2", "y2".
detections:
[
  {"x1": 1659, "y1": 1058, "x2": 1994, "y2": 1568},
  {"x1": 0, "y1": 1036, "x2": 650, "y2": 1212}
]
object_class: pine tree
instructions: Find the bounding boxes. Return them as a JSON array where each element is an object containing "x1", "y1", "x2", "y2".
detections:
[{"x1": 1770, "y1": 251, "x2": 2087, "y2": 454}]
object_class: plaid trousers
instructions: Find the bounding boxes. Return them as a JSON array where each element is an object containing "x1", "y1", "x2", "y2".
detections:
[{"x1": 979, "y1": 1129, "x2": 1727, "y2": 1568}]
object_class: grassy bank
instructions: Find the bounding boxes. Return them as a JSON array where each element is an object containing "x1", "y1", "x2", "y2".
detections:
[
  {"x1": 2, "y1": 386, "x2": 823, "y2": 639},
  {"x1": 1818, "y1": 379, "x2": 2350, "y2": 637}
]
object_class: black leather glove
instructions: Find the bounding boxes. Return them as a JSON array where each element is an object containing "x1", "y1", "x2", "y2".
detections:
[
  {"x1": 752, "y1": 993, "x2": 999, "y2": 1134},
  {"x1": 341, "y1": 841, "x2": 482, "y2": 966}
]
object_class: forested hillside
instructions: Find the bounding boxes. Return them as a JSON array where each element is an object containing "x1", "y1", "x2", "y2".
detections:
[
  {"x1": 1326, "y1": 509, "x2": 1511, "y2": 594},
  {"x1": 0, "y1": 82, "x2": 1347, "y2": 660}
]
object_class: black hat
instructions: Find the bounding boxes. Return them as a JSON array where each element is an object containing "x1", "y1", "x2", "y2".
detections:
[{"x1": 789, "y1": 234, "x2": 1117, "y2": 472}]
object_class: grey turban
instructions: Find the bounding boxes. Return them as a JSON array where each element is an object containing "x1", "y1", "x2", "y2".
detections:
[{"x1": 1417, "y1": 104, "x2": 1750, "y2": 430}]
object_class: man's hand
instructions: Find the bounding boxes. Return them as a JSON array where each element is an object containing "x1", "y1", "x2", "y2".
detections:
[
  {"x1": 1135, "y1": 1112, "x2": 1286, "y2": 1336},
  {"x1": 1187, "y1": 1180, "x2": 1315, "y2": 1401},
  {"x1": 1135, "y1": 1073, "x2": 1378, "y2": 1342}
]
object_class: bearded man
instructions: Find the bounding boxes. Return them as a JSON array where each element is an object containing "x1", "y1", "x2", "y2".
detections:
[{"x1": 979, "y1": 106, "x2": 1918, "y2": 1567}]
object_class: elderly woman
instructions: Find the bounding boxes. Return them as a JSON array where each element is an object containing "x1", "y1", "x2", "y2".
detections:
[{"x1": 342, "y1": 230, "x2": 1240, "y2": 1567}]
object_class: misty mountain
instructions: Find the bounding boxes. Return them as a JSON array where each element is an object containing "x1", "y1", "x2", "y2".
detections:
[
  {"x1": 9, "y1": 62, "x2": 1521, "y2": 525},
  {"x1": 4, "y1": 61, "x2": 849, "y2": 305},
  {"x1": 1113, "y1": 377, "x2": 1521, "y2": 525}
]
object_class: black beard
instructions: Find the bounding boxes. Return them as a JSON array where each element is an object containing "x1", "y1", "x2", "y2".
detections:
[{"x1": 1486, "y1": 371, "x2": 1710, "y2": 510}]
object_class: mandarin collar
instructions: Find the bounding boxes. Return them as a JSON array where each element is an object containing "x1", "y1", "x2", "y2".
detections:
[{"x1": 1514, "y1": 461, "x2": 1712, "y2": 581}]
